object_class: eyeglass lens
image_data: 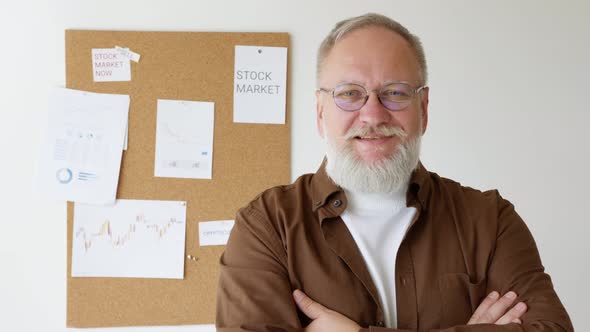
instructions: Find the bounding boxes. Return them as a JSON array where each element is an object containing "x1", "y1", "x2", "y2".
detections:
[{"x1": 333, "y1": 83, "x2": 415, "y2": 111}]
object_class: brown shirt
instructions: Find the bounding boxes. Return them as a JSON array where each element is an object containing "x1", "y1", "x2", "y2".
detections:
[{"x1": 216, "y1": 161, "x2": 573, "y2": 332}]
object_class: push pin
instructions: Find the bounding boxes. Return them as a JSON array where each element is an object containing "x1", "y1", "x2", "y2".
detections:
[
  {"x1": 186, "y1": 254, "x2": 198, "y2": 262},
  {"x1": 258, "y1": 49, "x2": 262, "y2": 54}
]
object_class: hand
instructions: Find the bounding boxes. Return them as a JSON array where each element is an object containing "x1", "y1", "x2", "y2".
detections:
[
  {"x1": 293, "y1": 289, "x2": 361, "y2": 332},
  {"x1": 468, "y1": 291, "x2": 528, "y2": 325}
]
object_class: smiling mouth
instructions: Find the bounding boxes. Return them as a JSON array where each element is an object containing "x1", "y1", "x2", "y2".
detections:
[{"x1": 354, "y1": 135, "x2": 393, "y2": 140}]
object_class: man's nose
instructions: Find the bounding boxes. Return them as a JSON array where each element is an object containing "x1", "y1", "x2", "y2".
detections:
[{"x1": 358, "y1": 92, "x2": 391, "y2": 126}]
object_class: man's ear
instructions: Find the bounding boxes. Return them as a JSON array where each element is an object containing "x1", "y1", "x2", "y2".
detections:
[
  {"x1": 316, "y1": 90, "x2": 325, "y2": 139},
  {"x1": 419, "y1": 87, "x2": 429, "y2": 135}
]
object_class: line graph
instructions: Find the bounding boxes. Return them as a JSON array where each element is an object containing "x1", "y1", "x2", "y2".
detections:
[
  {"x1": 75, "y1": 214, "x2": 183, "y2": 252},
  {"x1": 154, "y1": 99, "x2": 214, "y2": 180},
  {"x1": 71, "y1": 199, "x2": 187, "y2": 279}
]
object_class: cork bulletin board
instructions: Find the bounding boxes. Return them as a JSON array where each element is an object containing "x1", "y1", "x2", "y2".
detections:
[{"x1": 65, "y1": 30, "x2": 290, "y2": 327}]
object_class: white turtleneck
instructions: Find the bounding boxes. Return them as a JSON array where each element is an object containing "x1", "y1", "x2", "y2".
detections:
[{"x1": 339, "y1": 187, "x2": 417, "y2": 328}]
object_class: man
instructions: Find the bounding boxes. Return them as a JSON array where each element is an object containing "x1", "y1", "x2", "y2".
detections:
[{"x1": 216, "y1": 13, "x2": 573, "y2": 332}]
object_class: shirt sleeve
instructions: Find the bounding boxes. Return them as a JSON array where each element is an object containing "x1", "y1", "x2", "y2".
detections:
[
  {"x1": 216, "y1": 204, "x2": 304, "y2": 332},
  {"x1": 359, "y1": 191, "x2": 574, "y2": 332}
]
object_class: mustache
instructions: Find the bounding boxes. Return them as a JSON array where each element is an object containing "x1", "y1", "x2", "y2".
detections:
[{"x1": 342, "y1": 125, "x2": 407, "y2": 140}]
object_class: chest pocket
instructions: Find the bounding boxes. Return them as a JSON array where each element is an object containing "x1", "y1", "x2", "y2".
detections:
[{"x1": 438, "y1": 273, "x2": 487, "y2": 327}]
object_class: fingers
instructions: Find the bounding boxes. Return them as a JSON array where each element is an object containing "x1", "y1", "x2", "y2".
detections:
[
  {"x1": 484, "y1": 291, "x2": 519, "y2": 323},
  {"x1": 293, "y1": 289, "x2": 327, "y2": 320},
  {"x1": 468, "y1": 291, "x2": 500, "y2": 324},
  {"x1": 468, "y1": 291, "x2": 526, "y2": 325},
  {"x1": 495, "y1": 302, "x2": 527, "y2": 325}
]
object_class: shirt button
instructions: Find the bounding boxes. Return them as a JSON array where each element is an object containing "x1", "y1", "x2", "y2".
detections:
[
  {"x1": 333, "y1": 199, "x2": 342, "y2": 207},
  {"x1": 376, "y1": 321, "x2": 385, "y2": 327}
]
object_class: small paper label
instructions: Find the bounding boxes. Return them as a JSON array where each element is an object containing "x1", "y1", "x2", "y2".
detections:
[
  {"x1": 115, "y1": 46, "x2": 141, "y2": 63},
  {"x1": 233, "y1": 45, "x2": 287, "y2": 124},
  {"x1": 199, "y1": 220, "x2": 235, "y2": 246},
  {"x1": 92, "y1": 48, "x2": 131, "y2": 82}
]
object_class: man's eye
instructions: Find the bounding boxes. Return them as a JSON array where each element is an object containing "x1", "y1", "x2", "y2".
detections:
[
  {"x1": 339, "y1": 90, "x2": 363, "y2": 98},
  {"x1": 383, "y1": 89, "x2": 409, "y2": 98},
  {"x1": 386, "y1": 90, "x2": 404, "y2": 96}
]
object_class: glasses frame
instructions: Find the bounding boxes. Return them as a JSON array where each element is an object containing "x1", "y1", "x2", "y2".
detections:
[{"x1": 318, "y1": 81, "x2": 427, "y2": 112}]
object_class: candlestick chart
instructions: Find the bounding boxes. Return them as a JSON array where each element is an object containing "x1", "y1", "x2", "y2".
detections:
[
  {"x1": 71, "y1": 199, "x2": 186, "y2": 279},
  {"x1": 75, "y1": 213, "x2": 183, "y2": 253}
]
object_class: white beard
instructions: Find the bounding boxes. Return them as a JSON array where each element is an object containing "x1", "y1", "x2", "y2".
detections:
[{"x1": 324, "y1": 123, "x2": 421, "y2": 194}]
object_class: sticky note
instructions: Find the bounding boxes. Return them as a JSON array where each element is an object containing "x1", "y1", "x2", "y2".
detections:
[{"x1": 115, "y1": 46, "x2": 141, "y2": 63}]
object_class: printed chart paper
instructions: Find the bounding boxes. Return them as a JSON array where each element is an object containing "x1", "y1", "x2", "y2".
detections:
[
  {"x1": 92, "y1": 48, "x2": 131, "y2": 82},
  {"x1": 34, "y1": 87, "x2": 129, "y2": 204},
  {"x1": 72, "y1": 199, "x2": 187, "y2": 279},
  {"x1": 155, "y1": 99, "x2": 215, "y2": 179},
  {"x1": 233, "y1": 45, "x2": 287, "y2": 124},
  {"x1": 199, "y1": 220, "x2": 235, "y2": 246}
]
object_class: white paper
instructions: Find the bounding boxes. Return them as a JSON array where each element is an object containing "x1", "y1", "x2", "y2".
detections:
[
  {"x1": 72, "y1": 199, "x2": 187, "y2": 279},
  {"x1": 115, "y1": 46, "x2": 141, "y2": 63},
  {"x1": 123, "y1": 119, "x2": 128, "y2": 150},
  {"x1": 199, "y1": 220, "x2": 235, "y2": 246},
  {"x1": 233, "y1": 45, "x2": 287, "y2": 124},
  {"x1": 92, "y1": 48, "x2": 131, "y2": 82},
  {"x1": 34, "y1": 87, "x2": 129, "y2": 204},
  {"x1": 154, "y1": 99, "x2": 214, "y2": 179}
]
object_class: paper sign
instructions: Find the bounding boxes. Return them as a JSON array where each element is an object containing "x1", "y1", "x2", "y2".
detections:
[
  {"x1": 233, "y1": 45, "x2": 287, "y2": 124},
  {"x1": 34, "y1": 87, "x2": 129, "y2": 204},
  {"x1": 72, "y1": 199, "x2": 187, "y2": 279},
  {"x1": 155, "y1": 99, "x2": 215, "y2": 179},
  {"x1": 199, "y1": 220, "x2": 235, "y2": 246},
  {"x1": 115, "y1": 46, "x2": 141, "y2": 63},
  {"x1": 92, "y1": 48, "x2": 131, "y2": 82}
]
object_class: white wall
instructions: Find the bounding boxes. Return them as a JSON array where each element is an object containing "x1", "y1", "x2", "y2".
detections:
[{"x1": 1, "y1": 0, "x2": 587, "y2": 331}]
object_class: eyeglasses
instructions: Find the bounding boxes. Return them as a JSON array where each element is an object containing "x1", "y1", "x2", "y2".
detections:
[{"x1": 318, "y1": 82, "x2": 426, "y2": 112}]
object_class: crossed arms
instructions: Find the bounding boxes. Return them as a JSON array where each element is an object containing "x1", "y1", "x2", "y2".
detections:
[{"x1": 216, "y1": 190, "x2": 573, "y2": 332}]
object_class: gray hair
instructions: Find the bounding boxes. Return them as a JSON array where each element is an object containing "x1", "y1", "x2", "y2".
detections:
[{"x1": 317, "y1": 13, "x2": 428, "y2": 86}]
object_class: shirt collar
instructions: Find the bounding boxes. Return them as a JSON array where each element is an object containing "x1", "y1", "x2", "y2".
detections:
[
  {"x1": 310, "y1": 158, "x2": 341, "y2": 211},
  {"x1": 310, "y1": 158, "x2": 432, "y2": 213}
]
